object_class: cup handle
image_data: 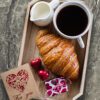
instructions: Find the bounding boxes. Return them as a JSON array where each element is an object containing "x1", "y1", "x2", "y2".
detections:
[
  {"x1": 49, "y1": 0, "x2": 59, "y2": 9},
  {"x1": 77, "y1": 37, "x2": 85, "y2": 48}
]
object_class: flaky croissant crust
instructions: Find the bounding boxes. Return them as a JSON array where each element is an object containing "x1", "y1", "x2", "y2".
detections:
[{"x1": 36, "y1": 30, "x2": 79, "y2": 80}]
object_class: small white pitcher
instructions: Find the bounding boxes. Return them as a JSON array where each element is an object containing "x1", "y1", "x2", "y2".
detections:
[{"x1": 30, "y1": 0, "x2": 59, "y2": 26}]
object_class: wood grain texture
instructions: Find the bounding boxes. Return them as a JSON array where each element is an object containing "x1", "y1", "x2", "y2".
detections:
[{"x1": 0, "y1": 0, "x2": 100, "y2": 100}]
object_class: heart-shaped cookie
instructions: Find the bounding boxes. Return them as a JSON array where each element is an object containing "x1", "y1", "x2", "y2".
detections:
[{"x1": 6, "y1": 69, "x2": 29, "y2": 92}]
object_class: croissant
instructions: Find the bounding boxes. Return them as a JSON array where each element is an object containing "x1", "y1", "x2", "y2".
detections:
[{"x1": 36, "y1": 30, "x2": 79, "y2": 80}]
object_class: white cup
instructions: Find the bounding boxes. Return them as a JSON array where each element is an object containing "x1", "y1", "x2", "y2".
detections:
[
  {"x1": 53, "y1": 0, "x2": 92, "y2": 48},
  {"x1": 30, "y1": 0, "x2": 59, "y2": 26}
]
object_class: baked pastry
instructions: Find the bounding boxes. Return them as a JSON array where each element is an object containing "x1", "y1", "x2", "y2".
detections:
[{"x1": 36, "y1": 30, "x2": 79, "y2": 80}]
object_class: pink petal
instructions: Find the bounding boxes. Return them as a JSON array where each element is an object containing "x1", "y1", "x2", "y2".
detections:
[
  {"x1": 47, "y1": 90, "x2": 52, "y2": 96},
  {"x1": 61, "y1": 88, "x2": 67, "y2": 93},
  {"x1": 60, "y1": 80, "x2": 66, "y2": 85},
  {"x1": 45, "y1": 83, "x2": 52, "y2": 90},
  {"x1": 52, "y1": 93, "x2": 57, "y2": 96},
  {"x1": 54, "y1": 86, "x2": 61, "y2": 92},
  {"x1": 51, "y1": 79, "x2": 58, "y2": 85}
]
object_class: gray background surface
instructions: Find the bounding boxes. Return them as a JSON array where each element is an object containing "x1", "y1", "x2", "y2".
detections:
[{"x1": 0, "y1": 0, "x2": 100, "y2": 100}]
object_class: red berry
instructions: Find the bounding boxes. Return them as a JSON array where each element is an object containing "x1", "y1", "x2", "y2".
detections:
[
  {"x1": 30, "y1": 58, "x2": 41, "y2": 70},
  {"x1": 38, "y1": 70, "x2": 49, "y2": 80}
]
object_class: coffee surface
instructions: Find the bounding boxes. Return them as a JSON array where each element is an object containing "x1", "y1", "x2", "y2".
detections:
[{"x1": 56, "y1": 5, "x2": 88, "y2": 36}]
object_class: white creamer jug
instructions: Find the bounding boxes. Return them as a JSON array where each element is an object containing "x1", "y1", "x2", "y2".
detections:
[{"x1": 30, "y1": 0, "x2": 59, "y2": 26}]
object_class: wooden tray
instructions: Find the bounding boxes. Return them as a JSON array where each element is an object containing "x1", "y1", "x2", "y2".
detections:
[{"x1": 18, "y1": 0, "x2": 93, "y2": 100}]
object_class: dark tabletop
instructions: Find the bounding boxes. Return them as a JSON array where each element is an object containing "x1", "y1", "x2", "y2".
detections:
[{"x1": 0, "y1": 0, "x2": 100, "y2": 100}]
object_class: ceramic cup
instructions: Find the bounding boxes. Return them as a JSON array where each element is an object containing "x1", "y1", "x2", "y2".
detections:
[{"x1": 53, "y1": 0, "x2": 92, "y2": 48}]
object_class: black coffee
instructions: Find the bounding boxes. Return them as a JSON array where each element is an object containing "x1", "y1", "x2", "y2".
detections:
[{"x1": 56, "y1": 5, "x2": 88, "y2": 36}]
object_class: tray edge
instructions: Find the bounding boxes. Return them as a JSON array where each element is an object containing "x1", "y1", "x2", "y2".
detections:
[
  {"x1": 73, "y1": 14, "x2": 93, "y2": 100},
  {"x1": 18, "y1": 0, "x2": 39, "y2": 66}
]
